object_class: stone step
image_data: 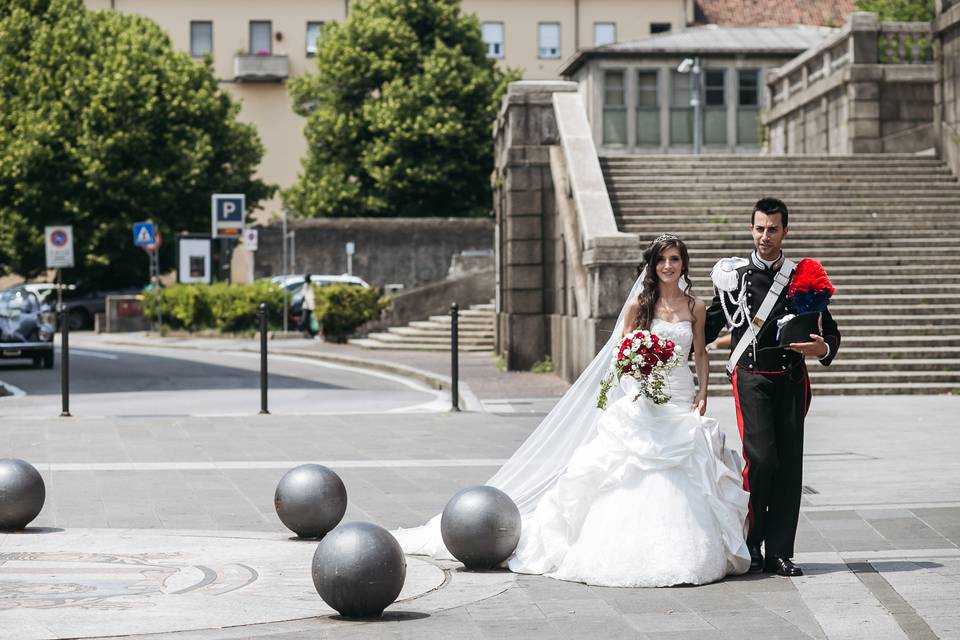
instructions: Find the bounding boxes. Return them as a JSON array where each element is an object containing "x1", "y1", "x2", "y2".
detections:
[
  {"x1": 623, "y1": 221, "x2": 960, "y2": 233},
  {"x1": 600, "y1": 155, "x2": 947, "y2": 166},
  {"x1": 603, "y1": 172, "x2": 956, "y2": 182},
  {"x1": 684, "y1": 246, "x2": 960, "y2": 257},
  {"x1": 613, "y1": 197, "x2": 960, "y2": 208},
  {"x1": 824, "y1": 315, "x2": 960, "y2": 326},
  {"x1": 708, "y1": 381, "x2": 960, "y2": 396},
  {"x1": 707, "y1": 358, "x2": 960, "y2": 372},
  {"x1": 364, "y1": 334, "x2": 493, "y2": 348},
  {"x1": 622, "y1": 230, "x2": 960, "y2": 242},
  {"x1": 388, "y1": 326, "x2": 494, "y2": 338},
  {"x1": 408, "y1": 320, "x2": 493, "y2": 330},
  {"x1": 685, "y1": 256, "x2": 960, "y2": 268},
  {"x1": 687, "y1": 284, "x2": 960, "y2": 295},
  {"x1": 348, "y1": 338, "x2": 491, "y2": 352},
  {"x1": 616, "y1": 204, "x2": 960, "y2": 215},
  {"x1": 705, "y1": 369, "x2": 960, "y2": 383},
  {"x1": 708, "y1": 345, "x2": 960, "y2": 358}
]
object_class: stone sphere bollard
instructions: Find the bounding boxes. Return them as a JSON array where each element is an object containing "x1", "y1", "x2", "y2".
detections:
[
  {"x1": 0, "y1": 458, "x2": 45, "y2": 531},
  {"x1": 274, "y1": 464, "x2": 347, "y2": 538},
  {"x1": 312, "y1": 521, "x2": 406, "y2": 617},
  {"x1": 440, "y1": 485, "x2": 521, "y2": 570}
]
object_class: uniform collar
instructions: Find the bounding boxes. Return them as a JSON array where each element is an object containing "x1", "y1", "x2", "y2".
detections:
[{"x1": 751, "y1": 250, "x2": 784, "y2": 271}]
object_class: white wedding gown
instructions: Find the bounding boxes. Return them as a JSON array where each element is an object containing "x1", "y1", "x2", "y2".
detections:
[{"x1": 394, "y1": 319, "x2": 751, "y2": 587}]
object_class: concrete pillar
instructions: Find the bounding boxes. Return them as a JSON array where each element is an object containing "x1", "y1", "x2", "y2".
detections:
[{"x1": 493, "y1": 81, "x2": 577, "y2": 371}]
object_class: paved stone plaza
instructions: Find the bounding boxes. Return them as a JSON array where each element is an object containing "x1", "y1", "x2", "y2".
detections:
[{"x1": 2, "y1": 341, "x2": 960, "y2": 639}]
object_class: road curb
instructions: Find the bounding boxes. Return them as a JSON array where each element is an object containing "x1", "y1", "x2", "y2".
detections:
[{"x1": 85, "y1": 338, "x2": 485, "y2": 413}]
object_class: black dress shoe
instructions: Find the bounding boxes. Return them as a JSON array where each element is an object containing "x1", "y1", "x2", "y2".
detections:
[
  {"x1": 748, "y1": 545, "x2": 763, "y2": 573},
  {"x1": 764, "y1": 556, "x2": 803, "y2": 577}
]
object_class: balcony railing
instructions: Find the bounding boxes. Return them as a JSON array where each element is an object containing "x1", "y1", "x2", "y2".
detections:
[{"x1": 234, "y1": 54, "x2": 289, "y2": 82}]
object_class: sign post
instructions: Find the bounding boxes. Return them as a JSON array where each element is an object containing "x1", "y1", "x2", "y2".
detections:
[
  {"x1": 45, "y1": 226, "x2": 75, "y2": 315},
  {"x1": 345, "y1": 241, "x2": 355, "y2": 276},
  {"x1": 134, "y1": 222, "x2": 162, "y2": 331},
  {"x1": 245, "y1": 228, "x2": 258, "y2": 283},
  {"x1": 212, "y1": 194, "x2": 245, "y2": 283}
]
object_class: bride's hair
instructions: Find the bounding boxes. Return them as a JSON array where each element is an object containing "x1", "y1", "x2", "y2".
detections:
[{"x1": 634, "y1": 234, "x2": 695, "y2": 330}]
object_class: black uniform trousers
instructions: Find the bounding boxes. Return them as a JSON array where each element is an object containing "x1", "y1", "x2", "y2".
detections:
[{"x1": 732, "y1": 363, "x2": 811, "y2": 559}]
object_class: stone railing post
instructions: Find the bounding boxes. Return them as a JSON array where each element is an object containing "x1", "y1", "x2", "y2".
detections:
[
  {"x1": 493, "y1": 81, "x2": 578, "y2": 371},
  {"x1": 846, "y1": 12, "x2": 882, "y2": 152}
]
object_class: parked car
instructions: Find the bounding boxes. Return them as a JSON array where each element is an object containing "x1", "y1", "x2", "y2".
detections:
[
  {"x1": 0, "y1": 287, "x2": 55, "y2": 368},
  {"x1": 24, "y1": 282, "x2": 140, "y2": 330},
  {"x1": 268, "y1": 274, "x2": 370, "y2": 327}
]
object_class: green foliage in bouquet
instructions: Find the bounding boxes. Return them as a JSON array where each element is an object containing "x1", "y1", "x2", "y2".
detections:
[{"x1": 313, "y1": 284, "x2": 391, "y2": 342}]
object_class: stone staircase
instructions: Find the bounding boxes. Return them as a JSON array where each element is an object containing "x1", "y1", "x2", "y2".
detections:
[
  {"x1": 601, "y1": 154, "x2": 960, "y2": 395},
  {"x1": 349, "y1": 302, "x2": 495, "y2": 351}
]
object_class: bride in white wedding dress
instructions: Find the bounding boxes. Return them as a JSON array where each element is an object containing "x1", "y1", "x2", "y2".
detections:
[{"x1": 394, "y1": 234, "x2": 751, "y2": 587}]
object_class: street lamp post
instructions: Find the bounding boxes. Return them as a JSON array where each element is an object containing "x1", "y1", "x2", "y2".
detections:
[{"x1": 678, "y1": 57, "x2": 703, "y2": 155}]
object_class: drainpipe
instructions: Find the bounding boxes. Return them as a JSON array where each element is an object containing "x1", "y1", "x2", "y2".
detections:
[{"x1": 574, "y1": 0, "x2": 580, "y2": 50}]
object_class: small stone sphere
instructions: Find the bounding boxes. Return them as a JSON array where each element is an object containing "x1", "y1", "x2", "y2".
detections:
[
  {"x1": 440, "y1": 485, "x2": 521, "y2": 570},
  {"x1": 274, "y1": 464, "x2": 347, "y2": 538},
  {"x1": 0, "y1": 458, "x2": 45, "y2": 531},
  {"x1": 311, "y1": 521, "x2": 407, "y2": 617}
]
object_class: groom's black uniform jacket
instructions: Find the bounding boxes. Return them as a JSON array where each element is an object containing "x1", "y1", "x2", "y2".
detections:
[{"x1": 704, "y1": 253, "x2": 840, "y2": 560}]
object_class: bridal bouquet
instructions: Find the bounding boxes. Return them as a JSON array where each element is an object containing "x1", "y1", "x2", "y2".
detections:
[{"x1": 597, "y1": 330, "x2": 682, "y2": 409}]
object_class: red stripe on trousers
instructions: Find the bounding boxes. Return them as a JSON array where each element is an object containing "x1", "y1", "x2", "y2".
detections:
[{"x1": 731, "y1": 367, "x2": 754, "y2": 530}]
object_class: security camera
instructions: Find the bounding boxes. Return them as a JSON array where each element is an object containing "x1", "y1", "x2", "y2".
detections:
[{"x1": 677, "y1": 58, "x2": 694, "y2": 73}]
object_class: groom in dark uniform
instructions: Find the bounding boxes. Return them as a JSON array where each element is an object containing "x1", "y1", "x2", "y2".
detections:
[{"x1": 705, "y1": 198, "x2": 840, "y2": 577}]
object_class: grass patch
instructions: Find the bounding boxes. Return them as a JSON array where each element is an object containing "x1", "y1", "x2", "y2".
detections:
[{"x1": 530, "y1": 356, "x2": 554, "y2": 374}]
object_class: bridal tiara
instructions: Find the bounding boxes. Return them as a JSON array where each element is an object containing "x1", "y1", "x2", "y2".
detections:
[{"x1": 651, "y1": 233, "x2": 681, "y2": 245}]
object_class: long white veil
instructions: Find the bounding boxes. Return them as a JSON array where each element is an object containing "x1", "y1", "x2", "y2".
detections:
[{"x1": 393, "y1": 271, "x2": 648, "y2": 558}]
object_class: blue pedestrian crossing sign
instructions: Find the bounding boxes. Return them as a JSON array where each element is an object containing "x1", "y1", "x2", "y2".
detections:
[
  {"x1": 211, "y1": 193, "x2": 246, "y2": 238},
  {"x1": 133, "y1": 222, "x2": 157, "y2": 247}
]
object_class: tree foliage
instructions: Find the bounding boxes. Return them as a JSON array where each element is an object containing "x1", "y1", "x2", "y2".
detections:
[
  {"x1": 0, "y1": 0, "x2": 274, "y2": 287},
  {"x1": 285, "y1": 0, "x2": 517, "y2": 218},
  {"x1": 855, "y1": 0, "x2": 935, "y2": 22}
]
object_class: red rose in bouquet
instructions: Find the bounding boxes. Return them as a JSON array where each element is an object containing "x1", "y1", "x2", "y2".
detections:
[{"x1": 597, "y1": 330, "x2": 683, "y2": 409}]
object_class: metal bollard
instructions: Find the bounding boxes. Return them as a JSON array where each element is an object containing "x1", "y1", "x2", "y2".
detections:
[
  {"x1": 258, "y1": 302, "x2": 269, "y2": 415},
  {"x1": 450, "y1": 302, "x2": 460, "y2": 412},
  {"x1": 59, "y1": 304, "x2": 70, "y2": 417}
]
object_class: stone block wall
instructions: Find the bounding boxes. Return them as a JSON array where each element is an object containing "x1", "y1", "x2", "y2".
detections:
[
  {"x1": 252, "y1": 217, "x2": 493, "y2": 290},
  {"x1": 936, "y1": 2, "x2": 960, "y2": 174}
]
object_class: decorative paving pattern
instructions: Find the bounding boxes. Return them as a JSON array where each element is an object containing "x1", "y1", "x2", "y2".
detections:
[{"x1": 0, "y1": 528, "x2": 446, "y2": 639}]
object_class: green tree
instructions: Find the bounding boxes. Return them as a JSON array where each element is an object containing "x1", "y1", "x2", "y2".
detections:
[
  {"x1": 0, "y1": 0, "x2": 274, "y2": 288},
  {"x1": 286, "y1": 0, "x2": 517, "y2": 218},
  {"x1": 855, "y1": 0, "x2": 935, "y2": 22}
]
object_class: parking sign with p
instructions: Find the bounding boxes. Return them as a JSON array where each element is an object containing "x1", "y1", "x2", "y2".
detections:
[{"x1": 211, "y1": 194, "x2": 246, "y2": 239}]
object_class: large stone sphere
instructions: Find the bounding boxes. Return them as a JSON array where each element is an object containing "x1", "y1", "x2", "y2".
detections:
[
  {"x1": 274, "y1": 464, "x2": 347, "y2": 538},
  {"x1": 440, "y1": 485, "x2": 521, "y2": 569},
  {"x1": 0, "y1": 458, "x2": 45, "y2": 531},
  {"x1": 311, "y1": 521, "x2": 406, "y2": 617}
]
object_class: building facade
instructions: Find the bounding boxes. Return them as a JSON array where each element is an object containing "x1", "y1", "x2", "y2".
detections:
[
  {"x1": 560, "y1": 25, "x2": 835, "y2": 155},
  {"x1": 83, "y1": 0, "x2": 692, "y2": 218}
]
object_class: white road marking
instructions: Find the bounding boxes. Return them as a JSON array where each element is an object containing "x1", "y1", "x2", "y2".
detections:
[
  {"x1": 70, "y1": 349, "x2": 120, "y2": 360},
  {"x1": 0, "y1": 379, "x2": 26, "y2": 398},
  {"x1": 33, "y1": 458, "x2": 509, "y2": 471}
]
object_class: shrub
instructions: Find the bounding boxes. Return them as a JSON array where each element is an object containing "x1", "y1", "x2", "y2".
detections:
[
  {"x1": 143, "y1": 281, "x2": 286, "y2": 333},
  {"x1": 314, "y1": 284, "x2": 391, "y2": 342}
]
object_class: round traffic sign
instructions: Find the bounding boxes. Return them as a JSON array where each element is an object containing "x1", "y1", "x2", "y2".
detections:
[{"x1": 50, "y1": 230, "x2": 69, "y2": 247}]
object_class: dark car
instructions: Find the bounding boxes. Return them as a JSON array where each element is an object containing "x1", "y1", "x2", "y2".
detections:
[
  {"x1": 25, "y1": 282, "x2": 141, "y2": 330},
  {"x1": 0, "y1": 287, "x2": 55, "y2": 368}
]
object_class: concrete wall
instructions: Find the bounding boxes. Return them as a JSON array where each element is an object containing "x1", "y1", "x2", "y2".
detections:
[{"x1": 252, "y1": 218, "x2": 494, "y2": 290}]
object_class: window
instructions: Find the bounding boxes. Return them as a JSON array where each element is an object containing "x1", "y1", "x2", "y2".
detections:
[
  {"x1": 538, "y1": 23, "x2": 560, "y2": 59},
  {"x1": 306, "y1": 22, "x2": 323, "y2": 56},
  {"x1": 737, "y1": 69, "x2": 760, "y2": 145},
  {"x1": 593, "y1": 22, "x2": 616, "y2": 46},
  {"x1": 670, "y1": 70, "x2": 693, "y2": 145},
  {"x1": 250, "y1": 20, "x2": 272, "y2": 54},
  {"x1": 482, "y1": 22, "x2": 504, "y2": 59},
  {"x1": 602, "y1": 70, "x2": 627, "y2": 145},
  {"x1": 636, "y1": 70, "x2": 660, "y2": 146},
  {"x1": 190, "y1": 21, "x2": 212, "y2": 58},
  {"x1": 650, "y1": 23, "x2": 671, "y2": 34},
  {"x1": 704, "y1": 68, "x2": 727, "y2": 145}
]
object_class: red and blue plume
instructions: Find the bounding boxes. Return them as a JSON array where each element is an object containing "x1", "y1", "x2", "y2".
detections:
[{"x1": 787, "y1": 259, "x2": 835, "y2": 314}]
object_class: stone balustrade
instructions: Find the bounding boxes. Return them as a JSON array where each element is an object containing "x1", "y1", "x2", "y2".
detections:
[{"x1": 765, "y1": 12, "x2": 935, "y2": 155}]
